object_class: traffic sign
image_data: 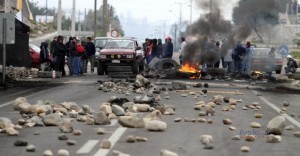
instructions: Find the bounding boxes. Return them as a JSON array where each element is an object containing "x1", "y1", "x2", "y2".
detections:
[
  {"x1": 111, "y1": 30, "x2": 119, "y2": 38},
  {"x1": 278, "y1": 45, "x2": 289, "y2": 56}
]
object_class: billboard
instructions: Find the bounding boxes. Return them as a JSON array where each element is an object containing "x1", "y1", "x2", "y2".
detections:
[{"x1": 36, "y1": 15, "x2": 54, "y2": 23}]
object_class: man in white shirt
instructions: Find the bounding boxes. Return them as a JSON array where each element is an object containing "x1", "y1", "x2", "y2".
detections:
[{"x1": 179, "y1": 37, "x2": 187, "y2": 65}]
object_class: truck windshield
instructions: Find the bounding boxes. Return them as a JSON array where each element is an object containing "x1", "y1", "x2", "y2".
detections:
[{"x1": 104, "y1": 40, "x2": 134, "y2": 49}]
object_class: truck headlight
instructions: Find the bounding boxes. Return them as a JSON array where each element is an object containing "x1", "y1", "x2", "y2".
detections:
[
  {"x1": 126, "y1": 55, "x2": 134, "y2": 59},
  {"x1": 100, "y1": 55, "x2": 106, "y2": 59}
]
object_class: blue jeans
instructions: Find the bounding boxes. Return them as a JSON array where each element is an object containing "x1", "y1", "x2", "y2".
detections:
[
  {"x1": 234, "y1": 61, "x2": 243, "y2": 74},
  {"x1": 67, "y1": 57, "x2": 74, "y2": 76},
  {"x1": 73, "y1": 56, "x2": 81, "y2": 75}
]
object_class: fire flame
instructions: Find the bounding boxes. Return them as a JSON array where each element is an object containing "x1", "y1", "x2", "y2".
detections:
[
  {"x1": 179, "y1": 63, "x2": 199, "y2": 73},
  {"x1": 252, "y1": 71, "x2": 263, "y2": 75}
]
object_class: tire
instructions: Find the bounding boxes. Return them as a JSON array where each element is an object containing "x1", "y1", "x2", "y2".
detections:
[
  {"x1": 276, "y1": 70, "x2": 281, "y2": 74},
  {"x1": 139, "y1": 61, "x2": 145, "y2": 72},
  {"x1": 97, "y1": 62, "x2": 105, "y2": 75},
  {"x1": 157, "y1": 58, "x2": 180, "y2": 71},
  {"x1": 132, "y1": 61, "x2": 139, "y2": 74}
]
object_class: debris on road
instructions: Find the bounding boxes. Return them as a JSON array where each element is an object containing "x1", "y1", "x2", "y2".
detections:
[
  {"x1": 241, "y1": 146, "x2": 250, "y2": 152},
  {"x1": 57, "y1": 149, "x2": 70, "y2": 156},
  {"x1": 266, "y1": 134, "x2": 282, "y2": 143},
  {"x1": 100, "y1": 139, "x2": 111, "y2": 149},
  {"x1": 145, "y1": 120, "x2": 167, "y2": 131},
  {"x1": 160, "y1": 149, "x2": 178, "y2": 156},
  {"x1": 14, "y1": 140, "x2": 28, "y2": 146},
  {"x1": 26, "y1": 144, "x2": 36, "y2": 152},
  {"x1": 266, "y1": 116, "x2": 286, "y2": 135},
  {"x1": 43, "y1": 150, "x2": 53, "y2": 156}
]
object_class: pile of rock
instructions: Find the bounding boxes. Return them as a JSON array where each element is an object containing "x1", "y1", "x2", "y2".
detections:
[{"x1": 5, "y1": 67, "x2": 39, "y2": 79}]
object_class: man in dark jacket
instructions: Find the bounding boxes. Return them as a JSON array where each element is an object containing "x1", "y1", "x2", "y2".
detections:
[
  {"x1": 85, "y1": 37, "x2": 96, "y2": 73},
  {"x1": 39, "y1": 42, "x2": 50, "y2": 71},
  {"x1": 53, "y1": 36, "x2": 67, "y2": 76},
  {"x1": 50, "y1": 36, "x2": 57, "y2": 56},
  {"x1": 163, "y1": 36, "x2": 173, "y2": 58},
  {"x1": 285, "y1": 55, "x2": 297, "y2": 74},
  {"x1": 233, "y1": 43, "x2": 246, "y2": 74},
  {"x1": 65, "y1": 37, "x2": 74, "y2": 76}
]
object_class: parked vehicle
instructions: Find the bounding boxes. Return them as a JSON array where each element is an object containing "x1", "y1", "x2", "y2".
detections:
[
  {"x1": 94, "y1": 37, "x2": 112, "y2": 66},
  {"x1": 29, "y1": 44, "x2": 41, "y2": 68},
  {"x1": 251, "y1": 48, "x2": 283, "y2": 74},
  {"x1": 97, "y1": 38, "x2": 144, "y2": 75}
]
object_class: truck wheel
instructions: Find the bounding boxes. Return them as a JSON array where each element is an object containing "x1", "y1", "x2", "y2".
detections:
[
  {"x1": 139, "y1": 61, "x2": 145, "y2": 72},
  {"x1": 132, "y1": 61, "x2": 139, "y2": 74},
  {"x1": 97, "y1": 63, "x2": 105, "y2": 75},
  {"x1": 276, "y1": 70, "x2": 281, "y2": 74}
]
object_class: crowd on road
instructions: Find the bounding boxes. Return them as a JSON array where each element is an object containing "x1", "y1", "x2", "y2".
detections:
[{"x1": 40, "y1": 36, "x2": 96, "y2": 76}]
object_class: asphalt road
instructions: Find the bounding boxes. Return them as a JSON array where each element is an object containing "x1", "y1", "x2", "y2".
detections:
[{"x1": 0, "y1": 74, "x2": 300, "y2": 156}]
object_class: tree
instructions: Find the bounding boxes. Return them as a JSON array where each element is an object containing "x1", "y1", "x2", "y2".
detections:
[
  {"x1": 83, "y1": 3, "x2": 124, "y2": 36},
  {"x1": 28, "y1": 0, "x2": 55, "y2": 21}
]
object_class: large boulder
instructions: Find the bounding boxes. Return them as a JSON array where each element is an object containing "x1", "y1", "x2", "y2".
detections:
[
  {"x1": 13, "y1": 97, "x2": 28, "y2": 110},
  {"x1": 145, "y1": 120, "x2": 167, "y2": 131},
  {"x1": 81, "y1": 105, "x2": 93, "y2": 114},
  {"x1": 118, "y1": 114, "x2": 145, "y2": 128},
  {"x1": 58, "y1": 120, "x2": 74, "y2": 133},
  {"x1": 60, "y1": 102, "x2": 80, "y2": 111},
  {"x1": 99, "y1": 103, "x2": 112, "y2": 115},
  {"x1": 133, "y1": 104, "x2": 150, "y2": 112},
  {"x1": 134, "y1": 74, "x2": 150, "y2": 88},
  {"x1": 94, "y1": 111, "x2": 111, "y2": 125},
  {"x1": 112, "y1": 105, "x2": 125, "y2": 116},
  {"x1": 0, "y1": 117, "x2": 12, "y2": 129},
  {"x1": 172, "y1": 81, "x2": 187, "y2": 90},
  {"x1": 42, "y1": 113, "x2": 63, "y2": 126},
  {"x1": 122, "y1": 102, "x2": 135, "y2": 110},
  {"x1": 266, "y1": 116, "x2": 286, "y2": 135}
]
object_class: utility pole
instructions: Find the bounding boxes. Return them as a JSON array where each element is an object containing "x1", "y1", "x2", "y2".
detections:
[
  {"x1": 71, "y1": 0, "x2": 76, "y2": 37},
  {"x1": 175, "y1": 2, "x2": 186, "y2": 50},
  {"x1": 103, "y1": 0, "x2": 109, "y2": 36},
  {"x1": 45, "y1": 0, "x2": 48, "y2": 23},
  {"x1": 84, "y1": 8, "x2": 86, "y2": 31},
  {"x1": 190, "y1": 0, "x2": 192, "y2": 24},
  {"x1": 94, "y1": 0, "x2": 97, "y2": 37},
  {"x1": 57, "y1": 0, "x2": 62, "y2": 32}
]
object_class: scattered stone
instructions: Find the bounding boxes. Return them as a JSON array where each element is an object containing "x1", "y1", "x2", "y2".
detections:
[
  {"x1": 94, "y1": 111, "x2": 111, "y2": 125},
  {"x1": 193, "y1": 83, "x2": 202, "y2": 88},
  {"x1": 229, "y1": 126, "x2": 236, "y2": 131},
  {"x1": 293, "y1": 131, "x2": 300, "y2": 137},
  {"x1": 58, "y1": 134, "x2": 68, "y2": 140},
  {"x1": 202, "y1": 89, "x2": 208, "y2": 94},
  {"x1": 160, "y1": 150, "x2": 178, "y2": 156},
  {"x1": 111, "y1": 105, "x2": 125, "y2": 116},
  {"x1": 69, "y1": 110, "x2": 78, "y2": 118},
  {"x1": 145, "y1": 120, "x2": 167, "y2": 131},
  {"x1": 57, "y1": 149, "x2": 69, "y2": 156},
  {"x1": 266, "y1": 116, "x2": 285, "y2": 135},
  {"x1": 250, "y1": 122, "x2": 261, "y2": 128},
  {"x1": 199, "y1": 135, "x2": 213, "y2": 145},
  {"x1": 135, "y1": 136, "x2": 147, "y2": 142},
  {"x1": 100, "y1": 139, "x2": 111, "y2": 149},
  {"x1": 155, "y1": 95, "x2": 161, "y2": 102},
  {"x1": 133, "y1": 104, "x2": 150, "y2": 112},
  {"x1": 126, "y1": 135, "x2": 136, "y2": 143},
  {"x1": 164, "y1": 108, "x2": 175, "y2": 115},
  {"x1": 266, "y1": 134, "x2": 282, "y2": 143},
  {"x1": 240, "y1": 146, "x2": 250, "y2": 152},
  {"x1": 73, "y1": 129, "x2": 82, "y2": 136},
  {"x1": 6, "y1": 127, "x2": 19, "y2": 136},
  {"x1": 242, "y1": 107, "x2": 248, "y2": 110},
  {"x1": 197, "y1": 118, "x2": 206, "y2": 123},
  {"x1": 118, "y1": 114, "x2": 145, "y2": 128},
  {"x1": 29, "y1": 116, "x2": 44, "y2": 127},
  {"x1": 86, "y1": 117, "x2": 95, "y2": 125},
  {"x1": 198, "y1": 111, "x2": 206, "y2": 116},
  {"x1": 245, "y1": 135, "x2": 256, "y2": 142},
  {"x1": 205, "y1": 105, "x2": 215, "y2": 116},
  {"x1": 207, "y1": 102, "x2": 216, "y2": 108},
  {"x1": 281, "y1": 107, "x2": 287, "y2": 111},
  {"x1": 112, "y1": 150, "x2": 131, "y2": 156},
  {"x1": 207, "y1": 119, "x2": 213, "y2": 124},
  {"x1": 144, "y1": 110, "x2": 162, "y2": 121},
  {"x1": 14, "y1": 140, "x2": 28, "y2": 146},
  {"x1": 223, "y1": 119, "x2": 232, "y2": 125},
  {"x1": 181, "y1": 94, "x2": 188, "y2": 97},
  {"x1": 165, "y1": 96, "x2": 171, "y2": 99},
  {"x1": 99, "y1": 104, "x2": 113, "y2": 115},
  {"x1": 204, "y1": 83, "x2": 209, "y2": 88},
  {"x1": 282, "y1": 101, "x2": 289, "y2": 107},
  {"x1": 285, "y1": 125, "x2": 294, "y2": 130},
  {"x1": 172, "y1": 81, "x2": 187, "y2": 90},
  {"x1": 42, "y1": 113, "x2": 63, "y2": 126},
  {"x1": 0, "y1": 117, "x2": 12, "y2": 129},
  {"x1": 212, "y1": 95, "x2": 224, "y2": 104},
  {"x1": 194, "y1": 105, "x2": 202, "y2": 110},
  {"x1": 66, "y1": 140, "x2": 76, "y2": 146},
  {"x1": 231, "y1": 135, "x2": 241, "y2": 140},
  {"x1": 108, "y1": 113, "x2": 117, "y2": 119},
  {"x1": 34, "y1": 131, "x2": 40, "y2": 135},
  {"x1": 58, "y1": 120, "x2": 74, "y2": 133},
  {"x1": 223, "y1": 97, "x2": 230, "y2": 103},
  {"x1": 204, "y1": 143, "x2": 215, "y2": 149},
  {"x1": 26, "y1": 144, "x2": 36, "y2": 152},
  {"x1": 17, "y1": 119, "x2": 26, "y2": 125},
  {"x1": 96, "y1": 128, "x2": 107, "y2": 135},
  {"x1": 82, "y1": 105, "x2": 93, "y2": 114},
  {"x1": 290, "y1": 113, "x2": 295, "y2": 117},
  {"x1": 43, "y1": 150, "x2": 53, "y2": 156},
  {"x1": 174, "y1": 118, "x2": 182, "y2": 122},
  {"x1": 254, "y1": 113, "x2": 263, "y2": 118}
]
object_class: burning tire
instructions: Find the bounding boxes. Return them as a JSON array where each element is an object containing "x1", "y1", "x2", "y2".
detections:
[{"x1": 157, "y1": 58, "x2": 180, "y2": 71}]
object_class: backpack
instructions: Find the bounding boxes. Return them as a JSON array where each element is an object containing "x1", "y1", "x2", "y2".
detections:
[
  {"x1": 76, "y1": 44, "x2": 85, "y2": 53},
  {"x1": 293, "y1": 59, "x2": 298, "y2": 68}
]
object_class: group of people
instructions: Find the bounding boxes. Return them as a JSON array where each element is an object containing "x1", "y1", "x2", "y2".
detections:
[
  {"x1": 143, "y1": 36, "x2": 174, "y2": 64},
  {"x1": 40, "y1": 36, "x2": 96, "y2": 76}
]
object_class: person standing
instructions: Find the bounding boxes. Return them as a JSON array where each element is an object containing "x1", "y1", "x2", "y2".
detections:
[
  {"x1": 233, "y1": 43, "x2": 246, "y2": 74},
  {"x1": 214, "y1": 41, "x2": 221, "y2": 68},
  {"x1": 163, "y1": 36, "x2": 173, "y2": 58},
  {"x1": 145, "y1": 39, "x2": 153, "y2": 64},
  {"x1": 50, "y1": 36, "x2": 57, "y2": 56},
  {"x1": 73, "y1": 39, "x2": 85, "y2": 76},
  {"x1": 65, "y1": 37, "x2": 74, "y2": 76},
  {"x1": 53, "y1": 36, "x2": 67, "y2": 76},
  {"x1": 223, "y1": 48, "x2": 233, "y2": 73},
  {"x1": 150, "y1": 39, "x2": 160, "y2": 59},
  {"x1": 179, "y1": 37, "x2": 187, "y2": 65},
  {"x1": 157, "y1": 39, "x2": 163, "y2": 58},
  {"x1": 85, "y1": 37, "x2": 96, "y2": 73},
  {"x1": 39, "y1": 42, "x2": 50, "y2": 71},
  {"x1": 243, "y1": 41, "x2": 254, "y2": 75}
]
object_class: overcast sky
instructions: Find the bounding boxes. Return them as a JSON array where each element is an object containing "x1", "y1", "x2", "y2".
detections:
[{"x1": 31, "y1": 0, "x2": 239, "y2": 38}]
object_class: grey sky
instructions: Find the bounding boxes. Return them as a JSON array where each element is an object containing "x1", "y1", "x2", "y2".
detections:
[{"x1": 32, "y1": 0, "x2": 239, "y2": 38}]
